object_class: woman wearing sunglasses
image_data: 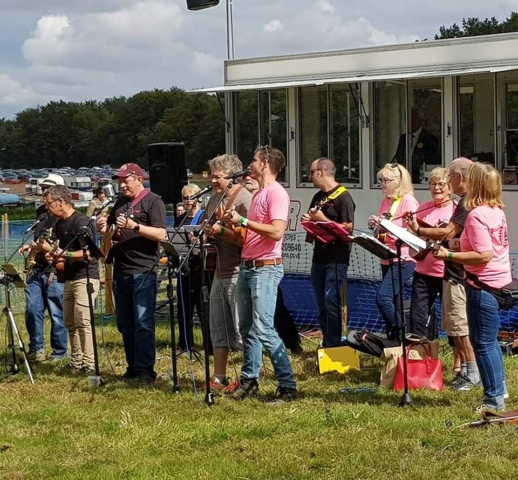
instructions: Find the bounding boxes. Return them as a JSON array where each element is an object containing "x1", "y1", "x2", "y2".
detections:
[{"x1": 367, "y1": 163, "x2": 419, "y2": 340}]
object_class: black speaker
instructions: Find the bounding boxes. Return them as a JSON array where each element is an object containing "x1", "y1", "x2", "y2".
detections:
[
  {"x1": 148, "y1": 142, "x2": 188, "y2": 205},
  {"x1": 186, "y1": 0, "x2": 219, "y2": 10}
]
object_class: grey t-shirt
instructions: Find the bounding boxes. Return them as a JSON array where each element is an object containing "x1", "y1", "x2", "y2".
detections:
[{"x1": 202, "y1": 187, "x2": 252, "y2": 278}]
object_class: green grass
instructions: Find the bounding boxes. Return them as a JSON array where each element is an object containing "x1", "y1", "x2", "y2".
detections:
[{"x1": 1, "y1": 318, "x2": 518, "y2": 480}]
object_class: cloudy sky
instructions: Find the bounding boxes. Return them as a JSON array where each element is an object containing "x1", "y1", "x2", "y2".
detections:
[{"x1": 0, "y1": 0, "x2": 515, "y2": 118}]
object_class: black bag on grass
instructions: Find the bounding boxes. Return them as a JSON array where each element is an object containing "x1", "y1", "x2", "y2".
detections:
[{"x1": 345, "y1": 330, "x2": 400, "y2": 358}]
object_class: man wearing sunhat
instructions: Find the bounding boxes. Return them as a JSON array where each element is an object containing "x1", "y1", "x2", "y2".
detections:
[
  {"x1": 97, "y1": 163, "x2": 166, "y2": 384},
  {"x1": 20, "y1": 173, "x2": 67, "y2": 363}
]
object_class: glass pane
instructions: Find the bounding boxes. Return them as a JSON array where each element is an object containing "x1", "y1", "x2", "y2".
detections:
[
  {"x1": 497, "y1": 72, "x2": 518, "y2": 184},
  {"x1": 299, "y1": 86, "x2": 328, "y2": 183},
  {"x1": 234, "y1": 91, "x2": 259, "y2": 163},
  {"x1": 406, "y1": 79, "x2": 442, "y2": 184},
  {"x1": 459, "y1": 74, "x2": 495, "y2": 166},
  {"x1": 260, "y1": 90, "x2": 287, "y2": 183},
  {"x1": 374, "y1": 81, "x2": 405, "y2": 178},
  {"x1": 458, "y1": 85, "x2": 474, "y2": 157},
  {"x1": 330, "y1": 85, "x2": 361, "y2": 184}
]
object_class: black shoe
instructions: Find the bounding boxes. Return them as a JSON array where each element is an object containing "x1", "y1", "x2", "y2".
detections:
[
  {"x1": 138, "y1": 375, "x2": 156, "y2": 387},
  {"x1": 230, "y1": 378, "x2": 259, "y2": 399},
  {"x1": 267, "y1": 386, "x2": 298, "y2": 406},
  {"x1": 290, "y1": 345, "x2": 303, "y2": 356},
  {"x1": 81, "y1": 366, "x2": 95, "y2": 374},
  {"x1": 121, "y1": 370, "x2": 137, "y2": 382}
]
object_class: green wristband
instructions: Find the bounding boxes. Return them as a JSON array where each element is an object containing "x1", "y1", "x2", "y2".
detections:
[
  {"x1": 218, "y1": 226, "x2": 226, "y2": 236},
  {"x1": 447, "y1": 252, "x2": 453, "y2": 260},
  {"x1": 67, "y1": 251, "x2": 73, "y2": 260}
]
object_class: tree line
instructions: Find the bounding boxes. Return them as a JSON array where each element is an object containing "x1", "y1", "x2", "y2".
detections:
[{"x1": 0, "y1": 88, "x2": 226, "y2": 172}]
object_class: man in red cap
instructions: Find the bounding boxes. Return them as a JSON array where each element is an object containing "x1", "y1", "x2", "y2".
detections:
[{"x1": 97, "y1": 163, "x2": 166, "y2": 384}]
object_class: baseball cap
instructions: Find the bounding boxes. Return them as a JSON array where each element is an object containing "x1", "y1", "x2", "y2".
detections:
[
  {"x1": 112, "y1": 163, "x2": 146, "y2": 179},
  {"x1": 41, "y1": 173, "x2": 65, "y2": 187}
]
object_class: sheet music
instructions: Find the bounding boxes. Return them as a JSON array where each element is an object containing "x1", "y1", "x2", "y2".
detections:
[
  {"x1": 352, "y1": 232, "x2": 400, "y2": 261},
  {"x1": 379, "y1": 219, "x2": 427, "y2": 251}
]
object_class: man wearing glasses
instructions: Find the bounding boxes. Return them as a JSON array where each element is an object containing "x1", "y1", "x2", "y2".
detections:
[
  {"x1": 301, "y1": 158, "x2": 355, "y2": 348},
  {"x1": 224, "y1": 146, "x2": 297, "y2": 404},
  {"x1": 97, "y1": 163, "x2": 166, "y2": 385}
]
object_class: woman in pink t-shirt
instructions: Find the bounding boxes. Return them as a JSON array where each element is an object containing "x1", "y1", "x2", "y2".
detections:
[
  {"x1": 407, "y1": 167, "x2": 455, "y2": 339},
  {"x1": 434, "y1": 163, "x2": 511, "y2": 411},
  {"x1": 368, "y1": 163, "x2": 419, "y2": 340}
]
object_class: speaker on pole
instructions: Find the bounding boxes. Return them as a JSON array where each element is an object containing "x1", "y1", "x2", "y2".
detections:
[
  {"x1": 186, "y1": 0, "x2": 219, "y2": 11},
  {"x1": 148, "y1": 142, "x2": 189, "y2": 205}
]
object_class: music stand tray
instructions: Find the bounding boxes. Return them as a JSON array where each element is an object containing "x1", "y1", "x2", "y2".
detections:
[{"x1": 2, "y1": 264, "x2": 27, "y2": 288}]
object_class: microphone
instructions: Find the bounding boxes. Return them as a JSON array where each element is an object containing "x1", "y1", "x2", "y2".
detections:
[
  {"x1": 102, "y1": 183, "x2": 116, "y2": 199},
  {"x1": 189, "y1": 185, "x2": 213, "y2": 200},
  {"x1": 224, "y1": 169, "x2": 250, "y2": 180},
  {"x1": 91, "y1": 197, "x2": 113, "y2": 220},
  {"x1": 25, "y1": 214, "x2": 46, "y2": 234}
]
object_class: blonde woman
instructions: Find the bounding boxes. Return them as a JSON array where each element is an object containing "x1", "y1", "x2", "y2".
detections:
[
  {"x1": 434, "y1": 163, "x2": 511, "y2": 411},
  {"x1": 179, "y1": 184, "x2": 204, "y2": 225},
  {"x1": 368, "y1": 163, "x2": 419, "y2": 340},
  {"x1": 407, "y1": 167, "x2": 455, "y2": 339}
]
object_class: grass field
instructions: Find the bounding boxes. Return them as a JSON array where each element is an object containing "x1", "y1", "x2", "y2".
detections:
[{"x1": 1, "y1": 317, "x2": 518, "y2": 480}]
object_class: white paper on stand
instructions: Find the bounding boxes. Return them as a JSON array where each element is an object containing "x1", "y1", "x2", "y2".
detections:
[{"x1": 379, "y1": 219, "x2": 427, "y2": 252}]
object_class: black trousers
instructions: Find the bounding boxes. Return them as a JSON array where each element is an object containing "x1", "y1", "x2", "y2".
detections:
[
  {"x1": 409, "y1": 271, "x2": 442, "y2": 339},
  {"x1": 274, "y1": 286, "x2": 301, "y2": 350}
]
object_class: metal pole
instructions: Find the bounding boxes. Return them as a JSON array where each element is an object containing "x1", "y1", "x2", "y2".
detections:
[{"x1": 226, "y1": 0, "x2": 235, "y2": 60}]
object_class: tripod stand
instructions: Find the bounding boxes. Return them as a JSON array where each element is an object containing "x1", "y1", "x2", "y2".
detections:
[{"x1": 1, "y1": 264, "x2": 34, "y2": 384}]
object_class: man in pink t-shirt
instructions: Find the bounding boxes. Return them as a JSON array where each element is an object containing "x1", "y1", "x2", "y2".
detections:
[{"x1": 225, "y1": 146, "x2": 297, "y2": 404}]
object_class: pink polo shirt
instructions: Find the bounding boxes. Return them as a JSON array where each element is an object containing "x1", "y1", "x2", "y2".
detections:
[
  {"x1": 460, "y1": 205, "x2": 512, "y2": 289},
  {"x1": 415, "y1": 200, "x2": 455, "y2": 278},
  {"x1": 242, "y1": 181, "x2": 290, "y2": 260},
  {"x1": 378, "y1": 193, "x2": 420, "y2": 265}
]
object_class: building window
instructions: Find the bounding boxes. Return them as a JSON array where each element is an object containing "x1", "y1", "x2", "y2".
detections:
[
  {"x1": 298, "y1": 85, "x2": 328, "y2": 184},
  {"x1": 456, "y1": 74, "x2": 495, "y2": 166},
  {"x1": 330, "y1": 84, "x2": 361, "y2": 184},
  {"x1": 298, "y1": 84, "x2": 361, "y2": 185},
  {"x1": 234, "y1": 90, "x2": 287, "y2": 182},
  {"x1": 373, "y1": 79, "x2": 442, "y2": 185}
]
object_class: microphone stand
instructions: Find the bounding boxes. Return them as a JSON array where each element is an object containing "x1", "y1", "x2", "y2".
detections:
[{"x1": 177, "y1": 178, "x2": 237, "y2": 407}]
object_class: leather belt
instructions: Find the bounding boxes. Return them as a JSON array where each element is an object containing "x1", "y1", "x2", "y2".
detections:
[{"x1": 241, "y1": 258, "x2": 282, "y2": 268}]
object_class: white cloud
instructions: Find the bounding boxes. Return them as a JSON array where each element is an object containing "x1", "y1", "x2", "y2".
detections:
[
  {"x1": 191, "y1": 52, "x2": 221, "y2": 75},
  {"x1": 264, "y1": 20, "x2": 282, "y2": 33},
  {"x1": 0, "y1": 0, "x2": 516, "y2": 117}
]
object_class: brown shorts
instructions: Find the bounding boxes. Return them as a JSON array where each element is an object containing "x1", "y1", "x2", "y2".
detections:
[{"x1": 441, "y1": 280, "x2": 469, "y2": 337}]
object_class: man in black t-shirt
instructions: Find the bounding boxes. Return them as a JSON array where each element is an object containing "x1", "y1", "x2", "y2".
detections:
[
  {"x1": 301, "y1": 158, "x2": 355, "y2": 347},
  {"x1": 43, "y1": 185, "x2": 100, "y2": 373},
  {"x1": 407, "y1": 157, "x2": 479, "y2": 390},
  {"x1": 97, "y1": 163, "x2": 166, "y2": 384}
]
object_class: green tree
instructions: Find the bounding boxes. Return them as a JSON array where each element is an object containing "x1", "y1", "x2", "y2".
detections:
[{"x1": 436, "y1": 11, "x2": 518, "y2": 39}]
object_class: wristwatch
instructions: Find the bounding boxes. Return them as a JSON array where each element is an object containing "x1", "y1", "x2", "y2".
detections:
[
  {"x1": 239, "y1": 217, "x2": 248, "y2": 228},
  {"x1": 133, "y1": 224, "x2": 140, "y2": 233}
]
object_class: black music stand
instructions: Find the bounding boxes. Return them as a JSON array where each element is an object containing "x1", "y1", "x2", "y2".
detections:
[
  {"x1": 1, "y1": 264, "x2": 34, "y2": 384},
  {"x1": 379, "y1": 219, "x2": 427, "y2": 407},
  {"x1": 159, "y1": 240, "x2": 181, "y2": 393}
]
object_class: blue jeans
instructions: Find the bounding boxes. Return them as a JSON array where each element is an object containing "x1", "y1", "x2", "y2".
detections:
[
  {"x1": 113, "y1": 272, "x2": 158, "y2": 379},
  {"x1": 466, "y1": 284, "x2": 506, "y2": 410},
  {"x1": 237, "y1": 264, "x2": 296, "y2": 389},
  {"x1": 376, "y1": 262, "x2": 415, "y2": 340},
  {"x1": 25, "y1": 271, "x2": 67, "y2": 357},
  {"x1": 311, "y1": 262, "x2": 348, "y2": 347}
]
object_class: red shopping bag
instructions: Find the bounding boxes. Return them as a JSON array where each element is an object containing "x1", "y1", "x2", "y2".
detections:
[{"x1": 393, "y1": 343, "x2": 443, "y2": 391}]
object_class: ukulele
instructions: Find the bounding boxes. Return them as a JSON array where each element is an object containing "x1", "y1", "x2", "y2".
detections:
[
  {"x1": 104, "y1": 210, "x2": 135, "y2": 265},
  {"x1": 406, "y1": 215, "x2": 448, "y2": 261},
  {"x1": 25, "y1": 228, "x2": 52, "y2": 278}
]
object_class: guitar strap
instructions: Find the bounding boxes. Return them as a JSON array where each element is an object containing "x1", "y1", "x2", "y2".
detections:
[
  {"x1": 130, "y1": 188, "x2": 151, "y2": 214},
  {"x1": 319, "y1": 185, "x2": 347, "y2": 208},
  {"x1": 386, "y1": 197, "x2": 402, "y2": 220}
]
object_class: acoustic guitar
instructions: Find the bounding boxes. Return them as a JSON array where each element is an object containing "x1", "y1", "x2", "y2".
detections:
[
  {"x1": 25, "y1": 228, "x2": 52, "y2": 278},
  {"x1": 104, "y1": 211, "x2": 134, "y2": 265}
]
